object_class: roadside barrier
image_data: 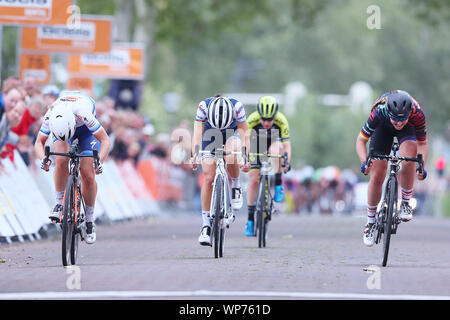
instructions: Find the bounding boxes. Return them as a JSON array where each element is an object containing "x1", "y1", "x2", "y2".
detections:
[{"x1": 0, "y1": 151, "x2": 160, "y2": 244}]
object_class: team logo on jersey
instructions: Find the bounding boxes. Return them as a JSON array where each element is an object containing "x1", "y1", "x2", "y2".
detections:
[
  {"x1": 90, "y1": 140, "x2": 97, "y2": 149},
  {"x1": 60, "y1": 97, "x2": 78, "y2": 102}
]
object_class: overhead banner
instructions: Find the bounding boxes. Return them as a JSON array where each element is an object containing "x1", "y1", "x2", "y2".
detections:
[
  {"x1": 0, "y1": 0, "x2": 74, "y2": 26},
  {"x1": 19, "y1": 52, "x2": 51, "y2": 85},
  {"x1": 67, "y1": 76, "x2": 93, "y2": 96},
  {"x1": 67, "y1": 43, "x2": 145, "y2": 80},
  {"x1": 20, "y1": 15, "x2": 113, "y2": 53}
]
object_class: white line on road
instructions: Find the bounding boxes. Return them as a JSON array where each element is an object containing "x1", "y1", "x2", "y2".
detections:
[{"x1": 0, "y1": 290, "x2": 449, "y2": 300}]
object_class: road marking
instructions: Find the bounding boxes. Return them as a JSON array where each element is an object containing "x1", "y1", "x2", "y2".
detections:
[{"x1": 0, "y1": 290, "x2": 449, "y2": 300}]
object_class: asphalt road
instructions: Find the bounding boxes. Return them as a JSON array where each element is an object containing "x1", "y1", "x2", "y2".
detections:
[{"x1": 1, "y1": 212, "x2": 450, "y2": 300}]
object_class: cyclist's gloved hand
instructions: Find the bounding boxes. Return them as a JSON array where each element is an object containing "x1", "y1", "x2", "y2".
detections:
[
  {"x1": 41, "y1": 158, "x2": 51, "y2": 172},
  {"x1": 94, "y1": 161, "x2": 103, "y2": 175},
  {"x1": 417, "y1": 168, "x2": 427, "y2": 180},
  {"x1": 284, "y1": 162, "x2": 291, "y2": 173},
  {"x1": 361, "y1": 161, "x2": 369, "y2": 175}
]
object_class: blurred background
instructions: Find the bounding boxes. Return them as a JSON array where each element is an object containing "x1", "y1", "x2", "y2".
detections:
[{"x1": 0, "y1": 0, "x2": 449, "y2": 228}]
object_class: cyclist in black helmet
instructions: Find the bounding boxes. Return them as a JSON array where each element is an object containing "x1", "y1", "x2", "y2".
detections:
[{"x1": 356, "y1": 90, "x2": 428, "y2": 247}]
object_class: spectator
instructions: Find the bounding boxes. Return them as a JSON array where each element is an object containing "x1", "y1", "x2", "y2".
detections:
[
  {"x1": 0, "y1": 99, "x2": 26, "y2": 153},
  {"x1": 1, "y1": 87, "x2": 23, "y2": 119},
  {"x1": 22, "y1": 76, "x2": 38, "y2": 99},
  {"x1": 42, "y1": 84, "x2": 60, "y2": 108}
]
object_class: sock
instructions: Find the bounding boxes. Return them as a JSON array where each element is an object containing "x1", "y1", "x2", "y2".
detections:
[
  {"x1": 202, "y1": 211, "x2": 211, "y2": 227},
  {"x1": 231, "y1": 177, "x2": 240, "y2": 189},
  {"x1": 367, "y1": 205, "x2": 377, "y2": 224},
  {"x1": 401, "y1": 188, "x2": 414, "y2": 204},
  {"x1": 247, "y1": 205, "x2": 255, "y2": 222},
  {"x1": 55, "y1": 191, "x2": 64, "y2": 206},
  {"x1": 86, "y1": 205, "x2": 95, "y2": 223},
  {"x1": 275, "y1": 173, "x2": 282, "y2": 186}
]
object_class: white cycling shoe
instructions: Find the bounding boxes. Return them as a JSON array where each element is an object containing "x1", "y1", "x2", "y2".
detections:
[
  {"x1": 363, "y1": 223, "x2": 376, "y2": 247},
  {"x1": 231, "y1": 187, "x2": 243, "y2": 210},
  {"x1": 85, "y1": 222, "x2": 96, "y2": 244},
  {"x1": 198, "y1": 226, "x2": 211, "y2": 246},
  {"x1": 399, "y1": 202, "x2": 413, "y2": 222}
]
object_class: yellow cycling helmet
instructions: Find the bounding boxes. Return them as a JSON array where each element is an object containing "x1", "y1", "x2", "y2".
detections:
[{"x1": 257, "y1": 95, "x2": 278, "y2": 120}]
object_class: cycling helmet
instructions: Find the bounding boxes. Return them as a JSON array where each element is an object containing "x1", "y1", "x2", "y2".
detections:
[
  {"x1": 257, "y1": 95, "x2": 278, "y2": 119},
  {"x1": 49, "y1": 101, "x2": 76, "y2": 142},
  {"x1": 207, "y1": 96, "x2": 234, "y2": 129},
  {"x1": 386, "y1": 90, "x2": 412, "y2": 120}
]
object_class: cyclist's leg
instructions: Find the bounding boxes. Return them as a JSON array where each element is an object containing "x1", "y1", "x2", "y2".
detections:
[
  {"x1": 76, "y1": 126, "x2": 100, "y2": 243},
  {"x1": 245, "y1": 169, "x2": 259, "y2": 236},
  {"x1": 268, "y1": 140, "x2": 285, "y2": 202},
  {"x1": 224, "y1": 132, "x2": 243, "y2": 210},
  {"x1": 364, "y1": 126, "x2": 391, "y2": 246},
  {"x1": 397, "y1": 125, "x2": 417, "y2": 220},
  {"x1": 51, "y1": 140, "x2": 70, "y2": 221}
]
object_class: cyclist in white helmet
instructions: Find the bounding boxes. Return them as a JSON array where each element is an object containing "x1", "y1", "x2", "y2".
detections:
[
  {"x1": 34, "y1": 91, "x2": 111, "y2": 244},
  {"x1": 190, "y1": 94, "x2": 250, "y2": 246}
]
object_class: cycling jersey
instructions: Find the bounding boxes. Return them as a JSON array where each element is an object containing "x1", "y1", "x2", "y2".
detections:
[
  {"x1": 197, "y1": 96, "x2": 246, "y2": 158},
  {"x1": 247, "y1": 111, "x2": 290, "y2": 142},
  {"x1": 39, "y1": 91, "x2": 102, "y2": 154},
  {"x1": 39, "y1": 91, "x2": 102, "y2": 137},
  {"x1": 360, "y1": 91, "x2": 427, "y2": 142},
  {"x1": 195, "y1": 96, "x2": 247, "y2": 125}
]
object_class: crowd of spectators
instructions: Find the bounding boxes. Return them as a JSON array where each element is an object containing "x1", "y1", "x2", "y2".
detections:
[{"x1": 0, "y1": 75, "x2": 198, "y2": 210}]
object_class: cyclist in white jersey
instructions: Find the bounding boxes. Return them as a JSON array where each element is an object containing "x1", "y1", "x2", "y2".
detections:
[{"x1": 34, "y1": 91, "x2": 111, "y2": 244}]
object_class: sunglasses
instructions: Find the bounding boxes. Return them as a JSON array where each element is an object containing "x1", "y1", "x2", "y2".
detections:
[
  {"x1": 390, "y1": 115, "x2": 409, "y2": 122},
  {"x1": 261, "y1": 117, "x2": 274, "y2": 122}
]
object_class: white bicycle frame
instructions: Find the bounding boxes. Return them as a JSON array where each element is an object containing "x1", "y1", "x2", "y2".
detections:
[{"x1": 194, "y1": 147, "x2": 245, "y2": 228}]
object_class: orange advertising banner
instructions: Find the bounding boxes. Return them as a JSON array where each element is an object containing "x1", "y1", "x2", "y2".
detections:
[
  {"x1": 19, "y1": 52, "x2": 51, "y2": 85},
  {"x1": 0, "y1": 0, "x2": 74, "y2": 26},
  {"x1": 67, "y1": 43, "x2": 145, "y2": 80},
  {"x1": 20, "y1": 15, "x2": 112, "y2": 53},
  {"x1": 67, "y1": 76, "x2": 93, "y2": 96}
]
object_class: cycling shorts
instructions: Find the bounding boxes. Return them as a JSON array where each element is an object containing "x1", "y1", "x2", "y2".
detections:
[{"x1": 369, "y1": 123, "x2": 416, "y2": 155}]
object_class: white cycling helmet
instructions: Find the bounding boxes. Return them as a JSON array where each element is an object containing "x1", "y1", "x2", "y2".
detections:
[
  {"x1": 207, "y1": 96, "x2": 234, "y2": 129},
  {"x1": 49, "y1": 101, "x2": 76, "y2": 142}
]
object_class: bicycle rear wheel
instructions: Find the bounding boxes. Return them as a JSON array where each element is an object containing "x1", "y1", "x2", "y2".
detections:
[
  {"x1": 213, "y1": 175, "x2": 223, "y2": 258},
  {"x1": 256, "y1": 176, "x2": 266, "y2": 248},
  {"x1": 62, "y1": 176, "x2": 75, "y2": 267},
  {"x1": 382, "y1": 175, "x2": 397, "y2": 267},
  {"x1": 70, "y1": 185, "x2": 81, "y2": 265}
]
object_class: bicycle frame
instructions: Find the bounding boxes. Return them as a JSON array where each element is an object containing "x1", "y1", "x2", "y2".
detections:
[
  {"x1": 366, "y1": 141, "x2": 424, "y2": 266},
  {"x1": 44, "y1": 139, "x2": 99, "y2": 266}
]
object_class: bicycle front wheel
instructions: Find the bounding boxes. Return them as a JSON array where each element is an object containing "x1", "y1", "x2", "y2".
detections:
[
  {"x1": 213, "y1": 175, "x2": 223, "y2": 259},
  {"x1": 62, "y1": 176, "x2": 76, "y2": 267},
  {"x1": 382, "y1": 175, "x2": 397, "y2": 267},
  {"x1": 256, "y1": 176, "x2": 266, "y2": 248}
]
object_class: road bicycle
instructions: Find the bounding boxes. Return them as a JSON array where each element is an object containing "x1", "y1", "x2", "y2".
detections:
[
  {"x1": 43, "y1": 139, "x2": 100, "y2": 266},
  {"x1": 248, "y1": 151, "x2": 288, "y2": 248},
  {"x1": 365, "y1": 141, "x2": 424, "y2": 267},
  {"x1": 193, "y1": 145, "x2": 246, "y2": 258}
]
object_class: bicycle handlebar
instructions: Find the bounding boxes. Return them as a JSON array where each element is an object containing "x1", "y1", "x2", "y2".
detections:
[
  {"x1": 248, "y1": 151, "x2": 289, "y2": 168},
  {"x1": 44, "y1": 145, "x2": 100, "y2": 170},
  {"x1": 366, "y1": 148, "x2": 424, "y2": 174},
  {"x1": 192, "y1": 145, "x2": 247, "y2": 170}
]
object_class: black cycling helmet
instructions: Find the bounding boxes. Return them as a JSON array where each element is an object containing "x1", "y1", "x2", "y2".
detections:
[{"x1": 386, "y1": 90, "x2": 412, "y2": 119}]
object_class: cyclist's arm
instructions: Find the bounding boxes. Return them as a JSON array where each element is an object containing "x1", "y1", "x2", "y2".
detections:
[
  {"x1": 356, "y1": 134, "x2": 368, "y2": 164},
  {"x1": 417, "y1": 140, "x2": 428, "y2": 168},
  {"x1": 34, "y1": 132, "x2": 49, "y2": 161},
  {"x1": 192, "y1": 121, "x2": 204, "y2": 155},
  {"x1": 237, "y1": 121, "x2": 250, "y2": 157},
  {"x1": 93, "y1": 128, "x2": 111, "y2": 164},
  {"x1": 282, "y1": 141, "x2": 292, "y2": 164}
]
